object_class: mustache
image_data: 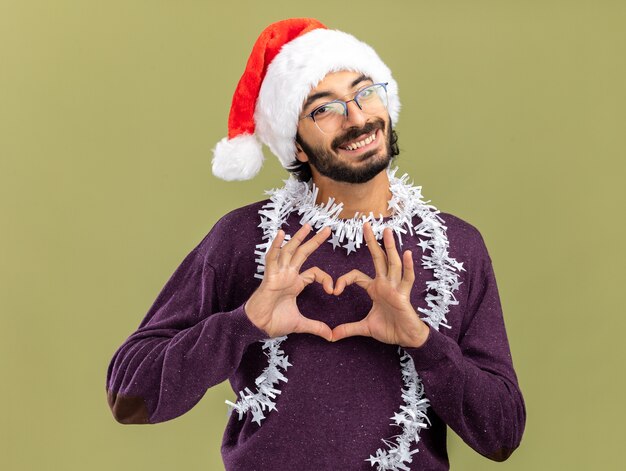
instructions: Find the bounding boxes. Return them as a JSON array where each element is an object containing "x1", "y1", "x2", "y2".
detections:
[{"x1": 333, "y1": 119, "x2": 386, "y2": 149}]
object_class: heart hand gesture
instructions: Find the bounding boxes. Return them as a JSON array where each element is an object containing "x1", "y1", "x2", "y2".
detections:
[
  {"x1": 331, "y1": 222, "x2": 430, "y2": 348},
  {"x1": 245, "y1": 223, "x2": 334, "y2": 342}
]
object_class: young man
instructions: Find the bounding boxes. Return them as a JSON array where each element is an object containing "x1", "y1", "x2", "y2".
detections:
[{"x1": 106, "y1": 18, "x2": 526, "y2": 470}]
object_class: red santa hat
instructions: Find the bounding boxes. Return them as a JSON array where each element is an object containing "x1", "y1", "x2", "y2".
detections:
[{"x1": 212, "y1": 18, "x2": 400, "y2": 181}]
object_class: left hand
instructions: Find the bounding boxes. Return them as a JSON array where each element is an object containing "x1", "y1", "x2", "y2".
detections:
[{"x1": 331, "y1": 222, "x2": 430, "y2": 348}]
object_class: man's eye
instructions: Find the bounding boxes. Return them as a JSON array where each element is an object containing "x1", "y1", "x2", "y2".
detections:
[
  {"x1": 314, "y1": 105, "x2": 331, "y2": 116},
  {"x1": 313, "y1": 104, "x2": 341, "y2": 118},
  {"x1": 359, "y1": 87, "x2": 375, "y2": 99}
]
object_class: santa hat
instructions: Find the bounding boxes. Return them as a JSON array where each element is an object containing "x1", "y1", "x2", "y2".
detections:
[{"x1": 211, "y1": 18, "x2": 400, "y2": 181}]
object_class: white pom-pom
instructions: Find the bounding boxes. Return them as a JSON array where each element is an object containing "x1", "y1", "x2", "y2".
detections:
[{"x1": 212, "y1": 133, "x2": 264, "y2": 181}]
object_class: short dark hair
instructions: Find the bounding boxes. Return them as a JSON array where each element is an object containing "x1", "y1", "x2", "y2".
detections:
[{"x1": 287, "y1": 126, "x2": 400, "y2": 183}]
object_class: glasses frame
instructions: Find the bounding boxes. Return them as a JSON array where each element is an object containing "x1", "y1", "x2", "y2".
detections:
[{"x1": 299, "y1": 82, "x2": 389, "y2": 134}]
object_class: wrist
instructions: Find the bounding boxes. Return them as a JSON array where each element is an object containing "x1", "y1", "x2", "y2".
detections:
[
  {"x1": 244, "y1": 291, "x2": 272, "y2": 334},
  {"x1": 399, "y1": 322, "x2": 430, "y2": 349}
]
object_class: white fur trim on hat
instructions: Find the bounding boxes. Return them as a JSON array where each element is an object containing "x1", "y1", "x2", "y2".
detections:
[
  {"x1": 254, "y1": 28, "x2": 400, "y2": 169},
  {"x1": 212, "y1": 134, "x2": 265, "y2": 181}
]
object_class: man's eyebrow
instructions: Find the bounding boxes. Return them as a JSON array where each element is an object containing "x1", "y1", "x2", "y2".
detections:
[
  {"x1": 302, "y1": 74, "x2": 373, "y2": 113},
  {"x1": 302, "y1": 91, "x2": 333, "y2": 113},
  {"x1": 350, "y1": 73, "x2": 373, "y2": 89}
]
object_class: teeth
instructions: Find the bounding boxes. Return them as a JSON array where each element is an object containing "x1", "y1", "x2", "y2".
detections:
[{"x1": 344, "y1": 131, "x2": 377, "y2": 151}]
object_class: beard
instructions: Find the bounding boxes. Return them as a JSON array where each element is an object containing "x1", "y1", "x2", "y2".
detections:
[{"x1": 296, "y1": 117, "x2": 395, "y2": 184}]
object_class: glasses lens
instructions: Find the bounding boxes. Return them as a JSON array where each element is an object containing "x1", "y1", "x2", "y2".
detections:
[
  {"x1": 312, "y1": 102, "x2": 346, "y2": 134},
  {"x1": 357, "y1": 84, "x2": 388, "y2": 113}
]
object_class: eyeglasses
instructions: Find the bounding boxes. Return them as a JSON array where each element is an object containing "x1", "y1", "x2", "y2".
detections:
[{"x1": 299, "y1": 82, "x2": 389, "y2": 134}]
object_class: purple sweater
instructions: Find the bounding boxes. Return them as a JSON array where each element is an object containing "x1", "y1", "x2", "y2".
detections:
[{"x1": 106, "y1": 199, "x2": 526, "y2": 470}]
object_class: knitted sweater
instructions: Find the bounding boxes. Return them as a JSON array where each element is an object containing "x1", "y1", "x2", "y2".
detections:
[{"x1": 105, "y1": 199, "x2": 526, "y2": 470}]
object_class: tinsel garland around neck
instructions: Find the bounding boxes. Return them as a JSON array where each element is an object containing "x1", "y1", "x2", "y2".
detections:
[{"x1": 225, "y1": 166, "x2": 465, "y2": 470}]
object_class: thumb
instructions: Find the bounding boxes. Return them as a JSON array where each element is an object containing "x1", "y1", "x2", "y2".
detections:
[
  {"x1": 293, "y1": 315, "x2": 333, "y2": 342},
  {"x1": 331, "y1": 320, "x2": 371, "y2": 342}
]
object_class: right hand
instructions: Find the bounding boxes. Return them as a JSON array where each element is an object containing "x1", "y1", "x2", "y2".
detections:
[{"x1": 244, "y1": 223, "x2": 334, "y2": 341}]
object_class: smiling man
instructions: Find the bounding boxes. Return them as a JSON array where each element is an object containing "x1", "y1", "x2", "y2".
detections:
[
  {"x1": 293, "y1": 70, "x2": 399, "y2": 219},
  {"x1": 106, "y1": 18, "x2": 526, "y2": 470},
  {"x1": 295, "y1": 71, "x2": 395, "y2": 185}
]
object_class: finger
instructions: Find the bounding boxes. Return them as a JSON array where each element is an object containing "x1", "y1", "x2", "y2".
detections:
[
  {"x1": 363, "y1": 222, "x2": 387, "y2": 276},
  {"x1": 383, "y1": 227, "x2": 402, "y2": 282},
  {"x1": 277, "y1": 223, "x2": 311, "y2": 268},
  {"x1": 331, "y1": 320, "x2": 371, "y2": 342},
  {"x1": 265, "y1": 229, "x2": 285, "y2": 271},
  {"x1": 400, "y1": 250, "x2": 416, "y2": 293},
  {"x1": 300, "y1": 266, "x2": 334, "y2": 294},
  {"x1": 334, "y1": 269, "x2": 372, "y2": 296},
  {"x1": 290, "y1": 226, "x2": 332, "y2": 270},
  {"x1": 293, "y1": 316, "x2": 333, "y2": 342}
]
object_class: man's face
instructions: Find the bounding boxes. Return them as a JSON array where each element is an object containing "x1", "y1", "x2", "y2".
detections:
[{"x1": 295, "y1": 70, "x2": 394, "y2": 184}]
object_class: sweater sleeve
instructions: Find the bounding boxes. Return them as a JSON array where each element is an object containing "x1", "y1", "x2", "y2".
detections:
[
  {"x1": 404, "y1": 229, "x2": 526, "y2": 461},
  {"x1": 105, "y1": 238, "x2": 269, "y2": 425}
]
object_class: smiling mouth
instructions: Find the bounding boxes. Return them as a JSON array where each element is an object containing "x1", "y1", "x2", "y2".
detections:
[{"x1": 338, "y1": 129, "x2": 380, "y2": 153}]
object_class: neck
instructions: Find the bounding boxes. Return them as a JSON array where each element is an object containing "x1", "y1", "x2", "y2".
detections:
[{"x1": 310, "y1": 169, "x2": 393, "y2": 219}]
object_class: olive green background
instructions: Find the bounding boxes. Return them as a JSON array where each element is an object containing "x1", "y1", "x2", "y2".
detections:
[{"x1": 1, "y1": 1, "x2": 624, "y2": 469}]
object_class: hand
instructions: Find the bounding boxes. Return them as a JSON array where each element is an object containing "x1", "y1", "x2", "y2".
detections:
[
  {"x1": 245, "y1": 223, "x2": 334, "y2": 341},
  {"x1": 331, "y1": 222, "x2": 430, "y2": 348}
]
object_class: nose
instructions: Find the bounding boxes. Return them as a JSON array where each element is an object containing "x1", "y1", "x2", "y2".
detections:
[{"x1": 343, "y1": 99, "x2": 367, "y2": 127}]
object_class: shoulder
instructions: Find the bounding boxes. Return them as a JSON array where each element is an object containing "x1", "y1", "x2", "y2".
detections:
[
  {"x1": 195, "y1": 198, "x2": 271, "y2": 262},
  {"x1": 436, "y1": 211, "x2": 484, "y2": 244},
  {"x1": 215, "y1": 199, "x2": 271, "y2": 230},
  {"x1": 435, "y1": 210, "x2": 492, "y2": 266}
]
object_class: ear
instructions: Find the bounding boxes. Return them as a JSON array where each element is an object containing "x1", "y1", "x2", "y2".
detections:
[
  {"x1": 295, "y1": 149, "x2": 309, "y2": 164},
  {"x1": 294, "y1": 138, "x2": 309, "y2": 163}
]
